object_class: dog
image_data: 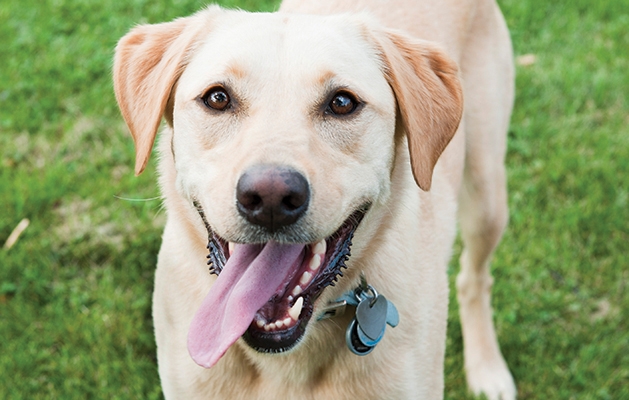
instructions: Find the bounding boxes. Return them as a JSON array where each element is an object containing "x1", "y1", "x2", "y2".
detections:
[{"x1": 113, "y1": 0, "x2": 515, "y2": 398}]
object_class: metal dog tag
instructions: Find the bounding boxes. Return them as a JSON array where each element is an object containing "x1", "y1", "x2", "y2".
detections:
[
  {"x1": 325, "y1": 275, "x2": 400, "y2": 356},
  {"x1": 357, "y1": 323, "x2": 385, "y2": 347},
  {"x1": 355, "y1": 294, "x2": 388, "y2": 341},
  {"x1": 346, "y1": 319, "x2": 375, "y2": 355}
]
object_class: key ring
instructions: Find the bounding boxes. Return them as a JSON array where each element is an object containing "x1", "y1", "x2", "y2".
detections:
[
  {"x1": 319, "y1": 272, "x2": 400, "y2": 356},
  {"x1": 355, "y1": 273, "x2": 379, "y2": 305},
  {"x1": 355, "y1": 284, "x2": 379, "y2": 306}
]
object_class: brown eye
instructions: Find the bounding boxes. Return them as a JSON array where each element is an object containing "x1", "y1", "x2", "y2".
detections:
[
  {"x1": 202, "y1": 87, "x2": 231, "y2": 111},
  {"x1": 328, "y1": 92, "x2": 358, "y2": 115}
]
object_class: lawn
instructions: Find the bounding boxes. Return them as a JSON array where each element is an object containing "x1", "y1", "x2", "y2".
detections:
[{"x1": 1, "y1": 0, "x2": 627, "y2": 398}]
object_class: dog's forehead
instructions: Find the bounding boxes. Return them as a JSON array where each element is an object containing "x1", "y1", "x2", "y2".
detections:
[{"x1": 180, "y1": 12, "x2": 384, "y2": 96}]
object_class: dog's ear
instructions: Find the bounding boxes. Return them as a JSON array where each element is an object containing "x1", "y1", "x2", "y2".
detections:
[
  {"x1": 374, "y1": 30, "x2": 463, "y2": 191},
  {"x1": 113, "y1": 8, "x2": 216, "y2": 175}
]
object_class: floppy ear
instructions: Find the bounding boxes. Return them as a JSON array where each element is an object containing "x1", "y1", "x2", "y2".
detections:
[
  {"x1": 375, "y1": 30, "x2": 463, "y2": 191},
  {"x1": 113, "y1": 9, "x2": 215, "y2": 175}
]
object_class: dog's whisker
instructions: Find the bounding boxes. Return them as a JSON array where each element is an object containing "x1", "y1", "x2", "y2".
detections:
[{"x1": 113, "y1": 195, "x2": 162, "y2": 202}]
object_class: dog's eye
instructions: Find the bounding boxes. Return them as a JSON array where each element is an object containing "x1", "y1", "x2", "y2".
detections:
[
  {"x1": 202, "y1": 87, "x2": 231, "y2": 111},
  {"x1": 328, "y1": 92, "x2": 358, "y2": 116}
]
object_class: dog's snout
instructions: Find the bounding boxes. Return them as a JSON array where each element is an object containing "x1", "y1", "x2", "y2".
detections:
[{"x1": 236, "y1": 165, "x2": 310, "y2": 231}]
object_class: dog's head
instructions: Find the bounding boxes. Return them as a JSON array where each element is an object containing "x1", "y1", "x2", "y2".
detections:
[{"x1": 114, "y1": 6, "x2": 462, "y2": 368}]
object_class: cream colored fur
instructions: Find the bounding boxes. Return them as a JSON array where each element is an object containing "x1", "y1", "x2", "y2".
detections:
[{"x1": 113, "y1": 0, "x2": 515, "y2": 398}]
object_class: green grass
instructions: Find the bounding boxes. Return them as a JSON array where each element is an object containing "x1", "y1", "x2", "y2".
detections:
[{"x1": 1, "y1": 0, "x2": 627, "y2": 398}]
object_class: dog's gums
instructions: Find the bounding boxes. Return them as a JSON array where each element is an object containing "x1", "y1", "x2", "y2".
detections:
[{"x1": 205, "y1": 207, "x2": 368, "y2": 354}]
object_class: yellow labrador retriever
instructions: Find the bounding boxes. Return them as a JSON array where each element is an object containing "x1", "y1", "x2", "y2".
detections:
[{"x1": 113, "y1": 0, "x2": 515, "y2": 398}]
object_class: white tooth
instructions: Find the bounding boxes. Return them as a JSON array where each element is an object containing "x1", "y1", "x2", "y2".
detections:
[
  {"x1": 276, "y1": 320, "x2": 284, "y2": 329},
  {"x1": 268, "y1": 323, "x2": 276, "y2": 330},
  {"x1": 309, "y1": 254, "x2": 321, "y2": 271},
  {"x1": 291, "y1": 286, "x2": 302, "y2": 296},
  {"x1": 289, "y1": 297, "x2": 304, "y2": 320},
  {"x1": 228, "y1": 242, "x2": 235, "y2": 255},
  {"x1": 287, "y1": 295, "x2": 294, "y2": 303},
  {"x1": 313, "y1": 239, "x2": 326, "y2": 255},
  {"x1": 283, "y1": 317, "x2": 292, "y2": 326},
  {"x1": 299, "y1": 271, "x2": 312, "y2": 285},
  {"x1": 256, "y1": 319, "x2": 264, "y2": 328},
  {"x1": 264, "y1": 324, "x2": 271, "y2": 332}
]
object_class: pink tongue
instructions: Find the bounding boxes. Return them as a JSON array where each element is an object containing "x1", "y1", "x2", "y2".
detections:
[{"x1": 188, "y1": 241, "x2": 305, "y2": 368}]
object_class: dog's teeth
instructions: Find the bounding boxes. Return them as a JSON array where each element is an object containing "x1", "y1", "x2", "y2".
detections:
[
  {"x1": 291, "y1": 286, "x2": 302, "y2": 296},
  {"x1": 299, "y1": 271, "x2": 312, "y2": 285},
  {"x1": 268, "y1": 322, "x2": 276, "y2": 330},
  {"x1": 283, "y1": 317, "x2": 292, "y2": 326},
  {"x1": 264, "y1": 324, "x2": 271, "y2": 332},
  {"x1": 228, "y1": 242, "x2": 235, "y2": 255},
  {"x1": 309, "y1": 254, "x2": 321, "y2": 271},
  {"x1": 275, "y1": 320, "x2": 284, "y2": 329},
  {"x1": 313, "y1": 239, "x2": 326, "y2": 255},
  {"x1": 289, "y1": 297, "x2": 303, "y2": 320},
  {"x1": 256, "y1": 319, "x2": 265, "y2": 328}
]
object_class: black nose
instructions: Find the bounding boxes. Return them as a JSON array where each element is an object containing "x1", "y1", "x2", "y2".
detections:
[{"x1": 236, "y1": 165, "x2": 310, "y2": 231}]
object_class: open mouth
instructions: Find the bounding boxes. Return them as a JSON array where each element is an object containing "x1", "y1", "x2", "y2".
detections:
[
  {"x1": 187, "y1": 204, "x2": 368, "y2": 368},
  {"x1": 209, "y1": 207, "x2": 367, "y2": 353}
]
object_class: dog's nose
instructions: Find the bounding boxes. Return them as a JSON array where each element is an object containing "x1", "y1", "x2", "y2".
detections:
[{"x1": 236, "y1": 165, "x2": 310, "y2": 231}]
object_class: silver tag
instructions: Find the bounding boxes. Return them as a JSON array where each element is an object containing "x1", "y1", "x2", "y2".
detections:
[
  {"x1": 355, "y1": 294, "x2": 388, "y2": 341},
  {"x1": 346, "y1": 319, "x2": 375, "y2": 355}
]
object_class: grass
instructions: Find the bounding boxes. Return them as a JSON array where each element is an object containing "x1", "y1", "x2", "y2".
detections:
[{"x1": 0, "y1": 0, "x2": 627, "y2": 398}]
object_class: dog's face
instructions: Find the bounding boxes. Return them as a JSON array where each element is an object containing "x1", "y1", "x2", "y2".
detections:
[
  {"x1": 114, "y1": 6, "x2": 462, "y2": 369},
  {"x1": 173, "y1": 12, "x2": 396, "y2": 244}
]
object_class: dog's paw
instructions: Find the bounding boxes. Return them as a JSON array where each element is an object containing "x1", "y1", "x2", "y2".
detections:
[{"x1": 465, "y1": 358, "x2": 516, "y2": 400}]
